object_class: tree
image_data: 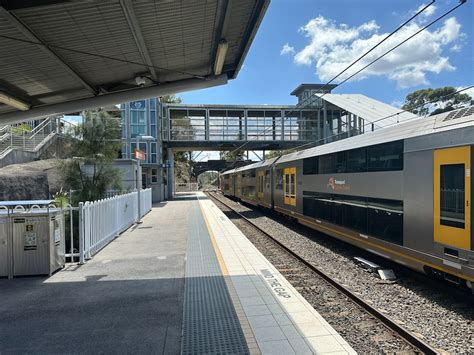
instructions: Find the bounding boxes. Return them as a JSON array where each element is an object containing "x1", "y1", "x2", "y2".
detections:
[
  {"x1": 60, "y1": 110, "x2": 122, "y2": 203},
  {"x1": 160, "y1": 95, "x2": 182, "y2": 104},
  {"x1": 220, "y1": 150, "x2": 245, "y2": 161},
  {"x1": 265, "y1": 150, "x2": 292, "y2": 159},
  {"x1": 402, "y1": 87, "x2": 472, "y2": 116},
  {"x1": 198, "y1": 171, "x2": 219, "y2": 188}
]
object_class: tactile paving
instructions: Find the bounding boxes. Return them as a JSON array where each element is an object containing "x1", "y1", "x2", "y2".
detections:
[{"x1": 181, "y1": 201, "x2": 249, "y2": 354}]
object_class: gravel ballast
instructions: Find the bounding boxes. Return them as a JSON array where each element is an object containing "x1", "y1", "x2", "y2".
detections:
[{"x1": 210, "y1": 192, "x2": 474, "y2": 354}]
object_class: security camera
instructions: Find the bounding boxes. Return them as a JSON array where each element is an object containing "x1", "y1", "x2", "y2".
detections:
[{"x1": 135, "y1": 76, "x2": 147, "y2": 87}]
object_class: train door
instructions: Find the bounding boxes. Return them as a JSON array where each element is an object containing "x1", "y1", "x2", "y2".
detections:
[
  {"x1": 434, "y1": 146, "x2": 471, "y2": 250},
  {"x1": 283, "y1": 167, "x2": 296, "y2": 206},
  {"x1": 232, "y1": 174, "x2": 236, "y2": 196},
  {"x1": 257, "y1": 171, "x2": 264, "y2": 199}
]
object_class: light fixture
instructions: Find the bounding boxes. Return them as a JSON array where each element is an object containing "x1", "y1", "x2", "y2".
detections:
[
  {"x1": 0, "y1": 91, "x2": 30, "y2": 111},
  {"x1": 213, "y1": 39, "x2": 228, "y2": 76}
]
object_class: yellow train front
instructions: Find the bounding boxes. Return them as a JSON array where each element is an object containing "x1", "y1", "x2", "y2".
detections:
[{"x1": 220, "y1": 107, "x2": 474, "y2": 290}]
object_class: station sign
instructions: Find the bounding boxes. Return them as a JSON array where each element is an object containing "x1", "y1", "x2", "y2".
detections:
[{"x1": 134, "y1": 149, "x2": 145, "y2": 161}]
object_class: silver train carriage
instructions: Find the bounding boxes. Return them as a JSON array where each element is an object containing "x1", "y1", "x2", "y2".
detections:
[{"x1": 220, "y1": 106, "x2": 474, "y2": 289}]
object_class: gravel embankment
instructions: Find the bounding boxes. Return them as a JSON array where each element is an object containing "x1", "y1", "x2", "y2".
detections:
[{"x1": 211, "y1": 193, "x2": 474, "y2": 354}]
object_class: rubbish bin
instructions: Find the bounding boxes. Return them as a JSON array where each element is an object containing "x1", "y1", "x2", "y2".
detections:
[
  {"x1": 11, "y1": 208, "x2": 65, "y2": 277},
  {"x1": 0, "y1": 210, "x2": 10, "y2": 278}
]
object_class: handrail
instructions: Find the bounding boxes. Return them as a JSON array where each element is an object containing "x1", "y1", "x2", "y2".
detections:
[
  {"x1": 30, "y1": 117, "x2": 54, "y2": 139},
  {"x1": 0, "y1": 146, "x2": 12, "y2": 159},
  {"x1": 0, "y1": 116, "x2": 70, "y2": 163},
  {"x1": 0, "y1": 131, "x2": 9, "y2": 143},
  {"x1": 30, "y1": 117, "x2": 51, "y2": 133}
]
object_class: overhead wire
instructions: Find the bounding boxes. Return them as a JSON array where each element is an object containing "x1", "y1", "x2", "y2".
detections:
[
  {"x1": 288, "y1": 0, "x2": 435, "y2": 110},
  {"x1": 302, "y1": 0, "x2": 468, "y2": 107},
  {"x1": 226, "y1": 0, "x2": 436, "y2": 156},
  {"x1": 227, "y1": 0, "x2": 468, "y2": 156},
  {"x1": 286, "y1": 85, "x2": 474, "y2": 153}
]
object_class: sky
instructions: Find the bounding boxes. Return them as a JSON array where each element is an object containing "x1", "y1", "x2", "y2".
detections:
[{"x1": 182, "y1": 0, "x2": 474, "y2": 108}]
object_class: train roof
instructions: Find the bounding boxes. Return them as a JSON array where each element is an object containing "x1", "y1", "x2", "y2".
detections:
[
  {"x1": 234, "y1": 160, "x2": 266, "y2": 172},
  {"x1": 220, "y1": 168, "x2": 236, "y2": 176},
  {"x1": 277, "y1": 105, "x2": 474, "y2": 164},
  {"x1": 228, "y1": 156, "x2": 281, "y2": 174}
]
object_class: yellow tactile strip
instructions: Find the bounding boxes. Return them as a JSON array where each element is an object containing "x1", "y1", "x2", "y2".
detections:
[{"x1": 198, "y1": 196, "x2": 261, "y2": 354}]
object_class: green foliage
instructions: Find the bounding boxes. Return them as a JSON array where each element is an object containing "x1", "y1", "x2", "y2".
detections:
[
  {"x1": 160, "y1": 95, "x2": 182, "y2": 104},
  {"x1": 220, "y1": 150, "x2": 245, "y2": 161},
  {"x1": 175, "y1": 151, "x2": 192, "y2": 163},
  {"x1": 198, "y1": 171, "x2": 219, "y2": 187},
  {"x1": 53, "y1": 189, "x2": 69, "y2": 208},
  {"x1": 265, "y1": 150, "x2": 292, "y2": 159},
  {"x1": 402, "y1": 87, "x2": 472, "y2": 116},
  {"x1": 59, "y1": 110, "x2": 122, "y2": 204},
  {"x1": 11, "y1": 123, "x2": 32, "y2": 135}
]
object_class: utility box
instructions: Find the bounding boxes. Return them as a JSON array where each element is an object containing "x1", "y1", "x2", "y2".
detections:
[
  {"x1": 10, "y1": 209, "x2": 65, "y2": 277},
  {"x1": 0, "y1": 212, "x2": 10, "y2": 278}
]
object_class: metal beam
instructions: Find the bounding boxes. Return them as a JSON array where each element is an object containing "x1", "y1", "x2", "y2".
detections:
[
  {"x1": 0, "y1": 0, "x2": 72, "y2": 11},
  {"x1": 0, "y1": 74, "x2": 228, "y2": 124},
  {"x1": 119, "y1": 0, "x2": 158, "y2": 81},
  {"x1": 0, "y1": 6, "x2": 97, "y2": 95}
]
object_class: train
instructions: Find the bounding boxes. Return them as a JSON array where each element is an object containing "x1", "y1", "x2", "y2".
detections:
[{"x1": 220, "y1": 106, "x2": 474, "y2": 290}]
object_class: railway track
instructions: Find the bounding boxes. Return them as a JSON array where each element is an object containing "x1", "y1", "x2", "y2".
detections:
[{"x1": 205, "y1": 190, "x2": 440, "y2": 355}]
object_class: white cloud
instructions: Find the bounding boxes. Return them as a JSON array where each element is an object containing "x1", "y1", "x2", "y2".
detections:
[
  {"x1": 280, "y1": 43, "x2": 295, "y2": 55},
  {"x1": 450, "y1": 43, "x2": 462, "y2": 52},
  {"x1": 289, "y1": 14, "x2": 465, "y2": 88},
  {"x1": 415, "y1": 3, "x2": 437, "y2": 21}
]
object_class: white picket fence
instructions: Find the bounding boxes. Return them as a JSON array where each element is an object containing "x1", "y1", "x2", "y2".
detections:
[{"x1": 79, "y1": 189, "x2": 152, "y2": 263}]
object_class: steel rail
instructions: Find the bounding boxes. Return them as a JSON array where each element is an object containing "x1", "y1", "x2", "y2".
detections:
[{"x1": 205, "y1": 190, "x2": 440, "y2": 355}]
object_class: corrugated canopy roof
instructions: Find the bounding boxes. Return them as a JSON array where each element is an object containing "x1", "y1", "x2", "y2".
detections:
[
  {"x1": 319, "y1": 94, "x2": 419, "y2": 128},
  {"x1": 0, "y1": 0, "x2": 269, "y2": 122}
]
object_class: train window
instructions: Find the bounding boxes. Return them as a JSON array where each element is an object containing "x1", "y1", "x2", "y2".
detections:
[
  {"x1": 290, "y1": 174, "x2": 296, "y2": 196},
  {"x1": 341, "y1": 195, "x2": 368, "y2": 233},
  {"x1": 285, "y1": 174, "x2": 290, "y2": 194},
  {"x1": 331, "y1": 195, "x2": 344, "y2": 225},
  {"x1": 440, "y1": 164, "x2": 465, "y2": 229},
  {"x1": 335, "y1": 151, "x2": 346, "y2": 173},
  {"x1": 250, "y1": 170, "x2": 256, "y2": 178},
  {"x1": 319, "y1": 154, "x2": 335, "y2": 174},
  {"x1": 302, "y1": 140, "x2": 403, "y2": 176},
  {"x1": 367, "y1": 198, "x2": 403, "y2": 245},
  {"x1": 265, "y1": 171, "x2": 270, "y2": 189},
  {"x1": 303, "y1": 156, "x2": 319, "y2": 175},
  {"x1": 275, "y1": 169, "x2": 283, "y2": 190},
  {"x1": 303, "y1": 192, "x2": 403, "y2": 245},
  {"x1": 257, "y1": 173, "x2": 264, "y2": 193},
  {"x1": 346, "y1": 147, "x2": 367, "y2": 173},
  {"x1": 367, "y1": 140, "x2": 403, "y2": 172},
  {"x1": 302, "y1": 192, "x2": 332, "y2": 221}
]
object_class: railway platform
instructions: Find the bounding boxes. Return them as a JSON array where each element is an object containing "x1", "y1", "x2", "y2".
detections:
[{"x1": 0, "y1": 192, "x2": 355, "y2": 354}]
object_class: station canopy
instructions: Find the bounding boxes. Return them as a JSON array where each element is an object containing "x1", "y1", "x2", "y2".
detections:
[{"x1": 0, "y1": 0, "x2": 269, "y2": 124}]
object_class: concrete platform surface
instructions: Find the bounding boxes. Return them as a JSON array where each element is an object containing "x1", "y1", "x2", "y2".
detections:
[
  {"x1": 0, "y1": 192, "x2": 355, "y2": 355},
  {"x1": 0, "y1": 198, "x2": 189, "y2": 354},
  {"x1": 198, "y1": 193, "x2": 356, "y2": 355}
]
